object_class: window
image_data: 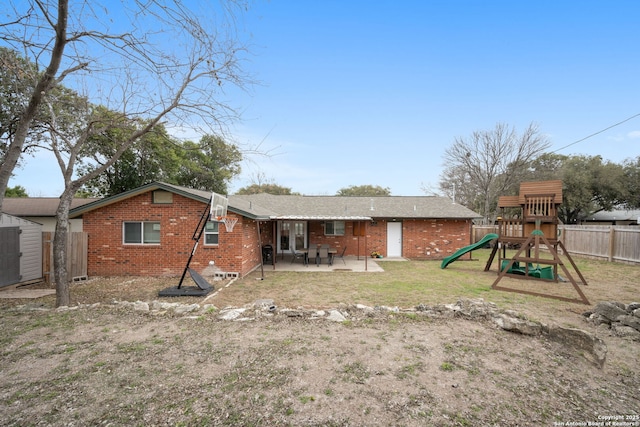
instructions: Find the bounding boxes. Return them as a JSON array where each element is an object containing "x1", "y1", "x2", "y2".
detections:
[
  {"x1": 204, "y1": 221, "x2": 219, "y2": 245},
  {"x1": 123, "y1": 222, "x2": 161, "y2": 244},
  {"x1": 324, "y1": 221, "x2": 345, "y2": 236},
  {"x1": 152, "y1": 190, "x2": 173, "y2": 204}
]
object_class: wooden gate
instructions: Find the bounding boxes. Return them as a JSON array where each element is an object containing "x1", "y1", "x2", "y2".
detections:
[{"x1": 43, "y1": 232, "x2": 88, "y2": 283}]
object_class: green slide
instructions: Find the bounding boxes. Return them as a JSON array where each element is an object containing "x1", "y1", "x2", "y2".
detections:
[{"x1": 440, "y1": 233, "x2": 498, "y2": 269}]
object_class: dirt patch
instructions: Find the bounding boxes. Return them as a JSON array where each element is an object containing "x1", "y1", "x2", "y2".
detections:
[
  {"x1": 1, "y1": 259, "x2": 639, "y2": 426},
  {"x1": 1, "y1": 296, "x2": 639, "y2": 425}
]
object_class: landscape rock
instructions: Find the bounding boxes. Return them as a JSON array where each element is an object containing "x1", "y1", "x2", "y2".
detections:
[
  {"x1": 173, "y1": 303, "x2": 200, "y2": 314},
  {"x1": 546, "y1": 326, "x2": 607, "y2": 368},
  {"x1": 492, "y1": 313, "x2": 544, "y2": 336},
  {"x1": 627, "y1": 302, "x2": 640, "y2": 311},
  {"x1": 585, "y1": 301, "x2": 640, "y2": 338},
  {"x1": 218, "y1": 308, "x2": 245, "y2": 320},
  {"x1": 611, "y1": 324, "x2": 640, "y2": 341},
  {"x1": 617, "y1": 314, "x2": 640, "y2": 331},
  {"x1": 593, "y1": 301, "x2": 628, "y2": 322},
  {"x1": 588, "y1": 313, "x2": 611, "y2": 326},
  {"x1": 253, "y1": 299, "x2": 275, "y2": 310},
  {"x1": 133, "y1": 301, "x2": 150, "y2": 312},
  {"x1": 326, "y1": 310, "x2": 347, "y2": 322}
]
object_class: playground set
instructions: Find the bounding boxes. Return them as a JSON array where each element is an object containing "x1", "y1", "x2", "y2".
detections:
[{"x1": 442, "y1": 180, "x2": 590, "y2": 305}]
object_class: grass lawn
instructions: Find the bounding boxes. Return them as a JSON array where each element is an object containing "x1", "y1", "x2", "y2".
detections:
[
  {"x1": 4, "y1": 249, "x2": 638, "y2": 327},
  {"x1": 211, "y1": 249, "x2": 639, "y2": 326}
]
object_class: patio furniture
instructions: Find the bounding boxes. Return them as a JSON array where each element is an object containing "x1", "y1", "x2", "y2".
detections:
[
  {"x1": 317, "y1": 247, "x2": 332, "y2": 266},
  {"x1": 334, "y1": 246, "x2": 347, "y2": 265},
  {"x1": 305, "y1": 247, "x2": 317, "y2": 266},
  {"x1": 290, "y1": 247, "x2": 305, "y2": 263}
]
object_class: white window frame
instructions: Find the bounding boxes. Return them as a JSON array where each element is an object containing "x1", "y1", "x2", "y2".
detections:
[
  {"x1": 324, "y1": 220, "x2": 345, "y2": 236},
  {"x1": 204, "y1": 221, "x2": 219, "y2": 245},
  {"x1": 123, "y1": 221, "x2": 161, "y2": 244}
]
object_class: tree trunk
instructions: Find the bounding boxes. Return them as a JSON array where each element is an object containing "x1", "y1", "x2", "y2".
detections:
[
  {"x1": 0, "y1": 0, "x2": 69, "y2": 212},
  {"x1": 54, "y1": 189, "x2": 74, "y2": 307}
]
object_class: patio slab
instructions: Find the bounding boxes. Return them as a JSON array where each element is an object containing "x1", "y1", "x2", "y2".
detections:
[{"x1": 262, "y1": 255, "x2": 404, "y2": 272}]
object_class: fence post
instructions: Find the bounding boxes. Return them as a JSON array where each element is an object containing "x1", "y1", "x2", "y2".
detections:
[{"x1": 608, "y1": 226, "x2": 615, "y2": 262}]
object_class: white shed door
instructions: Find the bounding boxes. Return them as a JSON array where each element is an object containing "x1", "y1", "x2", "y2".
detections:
[{"x1": 386, "y1": 222, "x2": 402, "y2": 257}]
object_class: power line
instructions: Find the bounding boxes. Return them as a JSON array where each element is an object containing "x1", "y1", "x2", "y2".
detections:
[{"x1": 551, "y1": 112, "x2": 640, "y2": 154}]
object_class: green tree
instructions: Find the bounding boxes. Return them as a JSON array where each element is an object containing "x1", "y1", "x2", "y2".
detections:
[
  {"x1": 80, "y1": 130, "x2": 242, "y2": 196},
  {"x1": 336, "y1": 185, "x2": 391, "y2": 196},
  {"x1": 621, "y1": 156, "x2": 640, "y2": 209},
  {"x1": 4, "y1": 185, "x2": 28, "y2": 197},
  {"x1": 528, "y1": 153, "x2": 627, "y2": 223},
  {"x1": 172, "y1": 135, "x2": 242, "y2": 194},
  {"x1": 235, "y1": 172, "x2": 297, "y2": 195},
  {"x1": 236, "y1": 183, "x2": 295, "y2": 195},
  {"x1": 78, "y1": 116, "x2": 180, "y2": 196}
]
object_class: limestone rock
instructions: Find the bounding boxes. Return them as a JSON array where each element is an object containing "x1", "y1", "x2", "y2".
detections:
[
  {"x1": 253, "y1": 299, "x2": 275, "y2": 310},
  {"x1": 627, "y1": 302, "x2": 640, "y2": 311},
  {"x1": 593, "y1": 301, "x2": 627, "y2": 322},
  {"x1": 133, "y1": 301, "x2": 150, "y2": 312},
  {"x1": 616, "y1": 315, "x2": 640, "y2": 332},
  {"x1": 546, "y1": 326, "x2": 607, "y2": 368},
  {"x1": 492, "y1": 313, "x2": 543, "y2": 336},
  {"x1": 218, "y1": 308, "x2": 246, "y2": 320},
  {"x1": 612, "y1": 323, "x2": 640, "y2": 341},
  {"x1": 326, "y1": 310, "x2": 347, "y2": 322},
  {"x1": 174, "y1": 304, "x2": 200, "y2": 314}
]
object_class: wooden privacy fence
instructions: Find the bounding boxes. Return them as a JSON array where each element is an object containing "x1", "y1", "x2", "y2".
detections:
[
  {"x1": 559, "y1": 225, "x2": 640, "y2": 264},
  {"x1": 43, "y1": 232, "x2": 88, "y2": 283},
  {"x1": 473, "y1": 225, "x2": 640, "y2": 265}
]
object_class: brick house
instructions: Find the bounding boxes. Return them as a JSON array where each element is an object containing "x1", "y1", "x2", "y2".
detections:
[{"x1": 69, "y1": 182, "x2": 480, "y2": 277}]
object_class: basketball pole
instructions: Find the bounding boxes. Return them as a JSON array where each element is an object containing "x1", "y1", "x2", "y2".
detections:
[{"x1": 177, "y1": 195, "x2": 212, "y2": 289}]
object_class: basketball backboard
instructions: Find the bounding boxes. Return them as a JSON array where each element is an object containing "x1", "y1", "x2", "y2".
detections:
[{"x1": 210, "y1": 192, "x2": 228, "y2": 221}]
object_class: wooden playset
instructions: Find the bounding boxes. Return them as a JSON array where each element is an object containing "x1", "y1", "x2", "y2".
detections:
[{"x1": 484, "y1": 180, "x2": 590, "y2": 305}]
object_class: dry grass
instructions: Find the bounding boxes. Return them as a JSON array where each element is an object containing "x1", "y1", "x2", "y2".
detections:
[{"x1": 5, "y1": 249, "x2": 638, "y2": 327}]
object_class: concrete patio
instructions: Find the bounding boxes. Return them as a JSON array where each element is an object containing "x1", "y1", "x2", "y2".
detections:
[{"x1": 261, "y1": 254, "x2": 407, "y2": 272}]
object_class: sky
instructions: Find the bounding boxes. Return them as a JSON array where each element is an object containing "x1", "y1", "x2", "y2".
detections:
[{"x1": 9, "y1": 0, "x2": 640, "y2": 197}]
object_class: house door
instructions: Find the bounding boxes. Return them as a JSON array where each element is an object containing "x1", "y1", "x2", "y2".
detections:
[
  {"x1": 277, "y1": 221, "x2": 307, "y2": 254},
  {"x1": 0, "y1": 227, "x2": 20, "y2": 287},
  {"x1": 386, "y1": 222, "x2": 402, "y2": 257}
]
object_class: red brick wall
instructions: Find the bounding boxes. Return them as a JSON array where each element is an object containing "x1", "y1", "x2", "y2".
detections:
[
  {"x1": 282, "y1": 219, "x2": 472, "y2": 260},
  {"x1": 82, "y1": 192, "x2": 260, "y2": 277},
  {"x1": 401, "y1": 219, "x2": 473, "y2": 259}
]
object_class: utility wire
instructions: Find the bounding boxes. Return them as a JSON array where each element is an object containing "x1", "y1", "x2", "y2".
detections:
[{"x1": 551, "y1": 112, "x2": 640, "y2": 154}]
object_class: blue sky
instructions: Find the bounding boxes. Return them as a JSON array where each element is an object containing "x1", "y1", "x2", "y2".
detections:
[{"x1": 10, "y1": 0, "x2": 640, "y2": 196}]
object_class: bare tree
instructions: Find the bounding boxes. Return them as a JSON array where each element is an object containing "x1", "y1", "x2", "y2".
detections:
[
  {"x1": 439, "y1": 122, "x2": 550, "y2": 223},
  {"x1": 1, "y1": 0, "x2": 252, "y2": 306}
]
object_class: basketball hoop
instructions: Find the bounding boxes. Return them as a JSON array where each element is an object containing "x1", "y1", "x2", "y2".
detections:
[
  {"x1": 210, "y1": 192, "x2": 228, "y2": 222},
  {"x1": 222, "y1": 216, "x2": 238, "y2": 232}
]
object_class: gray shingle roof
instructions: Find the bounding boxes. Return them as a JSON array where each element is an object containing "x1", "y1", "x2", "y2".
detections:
[
  {"x1": 230, "y1": 193, "x2": 480, "y2": 220},
  {"x1": 66, "y1": 182, "x2": 481, "y2": 220},
  {"x1": 2, "y1": 197, "x2": 99, "y2": 216}
]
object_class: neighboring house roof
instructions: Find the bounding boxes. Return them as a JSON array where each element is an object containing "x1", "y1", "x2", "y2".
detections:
[
  {"x1": 587, "y1": 209, "x2": 640, "y2": 223},
  {"x1": 2, "y1": 197, "x2": 99, "y2": 217},
  {"x1": 68, "y1": 182, "x2": 481, "y2": 221}
]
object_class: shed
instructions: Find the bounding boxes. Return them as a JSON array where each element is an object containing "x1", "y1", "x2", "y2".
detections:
[{"x1": 0, "y1": 213, "x2": 43, "y2": 287}]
